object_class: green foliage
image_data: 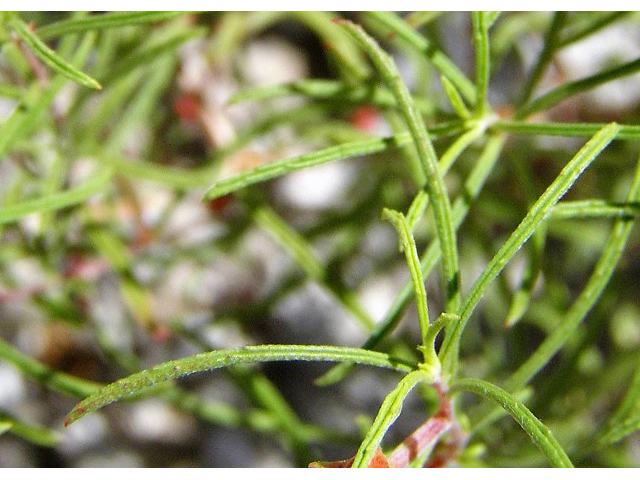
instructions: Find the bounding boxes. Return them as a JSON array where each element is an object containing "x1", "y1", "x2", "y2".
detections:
[{"x1": 1, "y1": 11, "x2": 639, "y2": 467}]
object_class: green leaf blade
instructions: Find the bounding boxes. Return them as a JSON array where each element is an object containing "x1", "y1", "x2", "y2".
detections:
[
  {"x1": 65, "y1": 345, "x2": 415, "y2": 426},
  {"x1": 451, "y1": 378, "x2": 573, "y2": 467},
  {"x1": 37, "y1": 11, "x2": 190, "y2": 40},
  {"x1": 440, "y1": 123, "x2": 620, "y2": 376},
  {"x1": 10, "y1": 17, "x2": 102, "y2": 90},
  {"x1": 203, "y1": 133, "x2": 411, "y2": 200}
]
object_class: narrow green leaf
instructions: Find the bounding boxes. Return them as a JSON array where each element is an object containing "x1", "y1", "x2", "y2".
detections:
[
  {"x1": 10, "y1": 17, "x2": 101, "y2": 89},
  {"x1": 404, "y1": 124, "x2": 486, "y2": 232},
  {"x1": 0, "y1": 413, "x2": 58, "y2": 447},
  {"x1": 363, "y1": 11, "x2": 476, "y2": 105},
  {"x1": 471, "y1": 12, "x2": 491, "y2": 115},
  {"x1": 254, "y1": 206, "x2": 375, "y2": 330},
  {"x1": 229, "y1": 79, "x2": 435, "y2": 117},
  {"x1": 100, "y1": 26, "x2": 207, "y2": 84},
  {"x1": 551, "y1": 200, "x2": 640, "y2": 220},
  {"x1": 518, "y1": 56, "x2": 640, "y2": 119},
  {"x1": 37, "y1": 11, "x2": 190, "y2": 40},
  {"x1": 339, "y1": 19, "x2": 460, "y2": 314},
  {"x1": 404, "y1": 11, "x2": 443, "y2": 29},
  {"x1": 441, "y1": 75, "x2": 470, "y2": 119},
  {"x1": 559, "y1": 12, "x2": 631, "y2": 48},
  {"x1": 519, "y1": 12, "x2": 567, "y2": 105},
  {"x1": 65, "y1": 345, "x2": 415, "y2": 426},
  {"x1": 102, "y1": 56, "x2": 176, "y2": 155},
  {"x1": 440, "y1": 123, "x2": 620, "y2": 377},
  {"x1": 204, "y1": 133, "x2": 412, "y2": 200},
  {"x1": 484, "y1": 12, "x2": 502, "y2": 29},
  {"x1": 0, "y1": 31, "x2": 96, "y2": 159},
  {"x1": 382, "y1": 209, "x2": 430, "y2": 348},
  {"x1": 451, "y1": 378, "x2": 573, "y2": 467},
  {"x1": 352, "y1": 370, "x2": 426, "y2": 467},
  {"x1": 100, "y1": 157, "x2": 216, "y2": 190},
  {"x1": 493, "y1": 120, "x2": 640, "y2": 140},
  {"x1": 504, "y1": 151, "x2": 640, "y2": 392},
  {"x1": 0, "y1": 336, "x2": 100, "y2": 399},
  {"x1": 290, "y1": 11, "x2": 371, "y2": 82},
  {"x1": 0, "y1": 169, "x2": 113, "y2": 226},
  {"x1": 601, "y1": 365, "x2": 640, "y2": 444},
  {"x1": 505, "y1": 153, "x2": 549, "y2": 328},
  {"x1": 316, "y1": 135, "x2": 506, "y2": 386},
  {"x1": 406, "y1": 189, "x2": 429, "y2": 231}
]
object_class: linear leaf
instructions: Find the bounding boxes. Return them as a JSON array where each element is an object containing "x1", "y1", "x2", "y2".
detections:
[
  {"x1": 551, "y1": 200, "x2": 640, "y2": 220},
  {"x1": 472, "y1": 12, "x2": 491, "y2": 114},
  {"x1": 0, "y1": 169, "x2": 113, "y2": 225},
  {"x1": 559, "y1": 12, "x2": 631, "y2": 48},
  {"x1": 601, "y1": 364, "x2": 640, "y2": 444},
  {"x1": 254, "y1": 206, "x2": 374, "y2": 330},
  {"x1": 352, "y1": 370, "x2": 426, "y2": 467},
  {"x1": 441, "y1": 75, "x2": 470, "y2": 119},
  {"x1": 0, "y1": 413, "x2": 58, "y2": 447},
  {"x1": 518, "y1": 56, "x2": 640, "y2": 119},
  {"x1": 440, "y1": 123, "x2": 620, "y2": 376},
  {"x1": 37, "y1": 11, "x2": 190, "y2": 39},
  {"x1": 317, "y1": 134, "x2": 506, "y2": 386},
  {"x1": 229, "y1": 79, "x2": 435, "y2": 116},
  {"x1": 10, "y1": 17, "x2": 101, "y2": 90},
  {"x1": 204, "y1": 133, "x2": 412, "y2": 200},
  {"x1": 382, "y1": 209, "x2": 430, "y2": 347},
  {"x1": 493, "y1": 120, "x2": 640, "y2": 139},
  {"x1": 519, "y1": 12, "x2": 567, "y2": 105},
  {"x1": 339, "y1": 19, "x2": 460, "y2": 314},
  {"x1": 101, "y1": 26, "x2": 207, "y2": 84},
  {"x1": 65, "y1": 345, "x2": 415, "y2": 426},
  {"x1": 451, "y1": 378, "x2": 573, "y2": 467},
  {"x1": 0, "y1": 32, "x2": 96, "y2": 159},
  {"x1": 504, "y1": 151, "x2": 640, "y2": 392},
  {"x1": 363, "y1": 11, "x2": 476, "y2": 104},
  {"x1": 0, "y1": 336, "x2": 100, "y2": 398}
]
